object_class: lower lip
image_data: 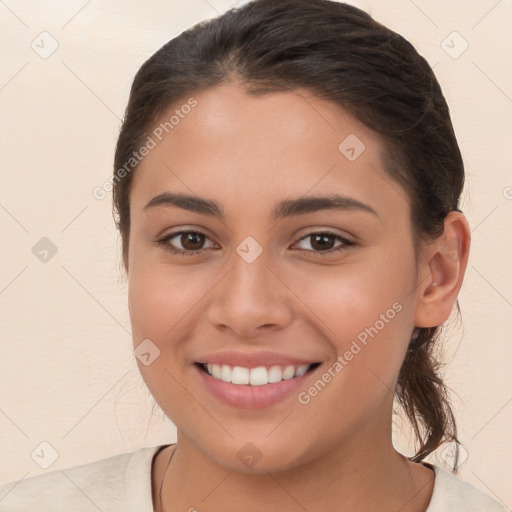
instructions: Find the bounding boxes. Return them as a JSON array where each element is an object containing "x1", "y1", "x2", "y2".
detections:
[{"x1": 195, "y1": 364, "x2": 319, "y2": 409}]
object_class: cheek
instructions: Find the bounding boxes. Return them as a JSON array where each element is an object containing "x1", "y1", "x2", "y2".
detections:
[
  {"x1": 127, "y1": 262, "x2": 199, "y2": 426},
  {"x1": 128, "y1": 259, "x2": 210, "y2": 342},
  {"x1": 295, "y1": 288, "x2": 408, "y2": 441},
  {"x1": 299, "y1": 256, "x2": 409, "y2": 338},
  {"x1": 296, "y1": 255, "x2": 413, "y2": 402}
]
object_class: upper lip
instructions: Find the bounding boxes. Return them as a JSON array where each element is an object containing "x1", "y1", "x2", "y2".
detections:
[{"x1": 195, "y1": 350, "x2": 321, "y2": 369}]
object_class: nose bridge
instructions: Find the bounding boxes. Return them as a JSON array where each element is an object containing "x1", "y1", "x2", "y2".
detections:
[
  {"x1": 229, "y1": 246, "x2": 272, "y2": 299},
  {"x1": 206, "y1": 240, "x2": 292, "y2": 335}
]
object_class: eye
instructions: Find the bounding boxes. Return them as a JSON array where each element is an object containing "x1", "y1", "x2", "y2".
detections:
[
  {"x1": 157, "y1": 230, "x2": 216, "y2": 256},
  {"x1": 157, "y1": 229, "x2": 355, "y2": 257},
  {"x1": 292, "y1": 231, "x2": 355, "y2": 254}
]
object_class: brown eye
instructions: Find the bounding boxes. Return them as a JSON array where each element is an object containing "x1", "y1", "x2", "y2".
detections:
[
  {"x1": 309, "y1": 233, "x2": 337, "y2": 251},
  {"x1": 158, "y1": 230, "x2": 215, "y2": 255},
  {"x1": 295, "y1": 231, "x2": 354, "y2": 253},
  {"x1": 180, "y1": 232, "x2": 206, "y2": 250}
]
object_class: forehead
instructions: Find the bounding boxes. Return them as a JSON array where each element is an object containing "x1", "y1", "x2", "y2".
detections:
[{"x1": 129, "y1": 83, "x2": 408, "y2": 223}]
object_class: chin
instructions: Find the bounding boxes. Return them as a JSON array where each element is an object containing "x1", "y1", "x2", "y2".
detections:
[{"x1": 199, "y1": 435, "x2": 311, "y2": 475}]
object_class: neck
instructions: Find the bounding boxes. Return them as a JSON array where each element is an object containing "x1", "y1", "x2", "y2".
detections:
[{"x1": 155, "y1": 421, "x2": 434, "y2": 512}]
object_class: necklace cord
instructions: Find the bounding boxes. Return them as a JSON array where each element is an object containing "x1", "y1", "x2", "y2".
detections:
[{"x1": 158, "y1": 444, "x2": 176, "y2": 511}]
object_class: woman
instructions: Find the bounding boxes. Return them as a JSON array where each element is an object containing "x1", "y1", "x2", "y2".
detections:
[{"x1": 0, "y1": 0, "x2": 508, "y2": 510}]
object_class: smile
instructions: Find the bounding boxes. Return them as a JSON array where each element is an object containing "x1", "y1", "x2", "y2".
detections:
[{"x1": 197, "y1": 362, "x2": 320, "y2": 386}]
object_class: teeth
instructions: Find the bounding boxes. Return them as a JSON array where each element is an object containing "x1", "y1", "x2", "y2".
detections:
[
  {"x1": 295, "y1": 364, "x2": 309, "y2": 377},
  {"x1": 221, "y1": 365, "x2": 232, "y2": 383},
  {"x1": 231, "y1": 366, "x2": 249, "y2": 385},
  {"x1": 211, "y1": 364, "x2": 220, "y2": 380},
  {"x1": 203, "y1": 363, "x2": 313, "y2": 385},
  {"x1": 282, "y1": 366, "x2": 295, "y2": 380},
  {"x1": 268, "y1": 365, "x2": 283, "y2": 383},
  {"x1": 249, "y1": 366, "x2": 268, "y2": 386}
]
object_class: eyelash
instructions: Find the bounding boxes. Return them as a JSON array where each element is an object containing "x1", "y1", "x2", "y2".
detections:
[{"x1": 156, "y1": 229, "x2": 356, "y2": 257}]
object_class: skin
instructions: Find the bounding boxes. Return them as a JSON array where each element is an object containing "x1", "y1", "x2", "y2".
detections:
[{"x1": 126, "y1": 82, "x2": 470, "y2": 512}]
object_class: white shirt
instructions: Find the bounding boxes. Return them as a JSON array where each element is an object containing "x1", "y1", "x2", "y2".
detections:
[{"x1": 0, "y1": 444, "x2": 508, "y2": 511}]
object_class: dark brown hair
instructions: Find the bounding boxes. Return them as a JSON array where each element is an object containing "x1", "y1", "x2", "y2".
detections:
[{"x1": 113, "y1": 0, "x2": 463, "y2": 470}]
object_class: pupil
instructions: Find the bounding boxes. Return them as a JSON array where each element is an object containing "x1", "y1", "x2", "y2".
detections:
[
  {"x1": 312, "y1": 234, "x2": 334, "y2": 251},
  {"x1": 183, "y1": 232, "x2": 203, "y2": 250}
]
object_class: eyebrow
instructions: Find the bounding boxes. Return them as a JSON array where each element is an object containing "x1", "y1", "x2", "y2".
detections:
[{"x1": 143, "y1": 192, "x2": 379, "y2": 220}]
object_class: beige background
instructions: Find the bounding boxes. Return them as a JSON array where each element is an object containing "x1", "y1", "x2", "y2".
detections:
[{"x1": 0, "y1": 0, "x2": 510, "y2": 506}]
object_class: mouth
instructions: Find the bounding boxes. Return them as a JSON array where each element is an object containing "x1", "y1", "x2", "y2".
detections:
[
  {"x1": 191, "y1": 348, "x2": 325, "y2": 409},
  {"x1": 195, "y1": 362, "x2": 321, "y2": 386}
]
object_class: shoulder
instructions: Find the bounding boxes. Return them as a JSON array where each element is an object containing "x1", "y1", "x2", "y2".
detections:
[
  {"x1": 0, "y1": 444, "x2": 164, "y2": 511},
  {"x1": 427, "y1": 464, "x2": 510, "y2": 512}
]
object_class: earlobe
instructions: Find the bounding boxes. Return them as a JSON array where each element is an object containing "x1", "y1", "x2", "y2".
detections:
[{"x1": 414, "y1": 212, "x2": 471, "y2": 328}]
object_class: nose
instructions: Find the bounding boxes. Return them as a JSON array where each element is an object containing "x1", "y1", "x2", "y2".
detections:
[{"x1": 205, "y1": 249, "x2": 294, "y2": 338}]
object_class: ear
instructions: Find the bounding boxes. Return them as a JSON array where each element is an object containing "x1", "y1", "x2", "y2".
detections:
[{"x1": 414, "y1": 211, "x2": 471, "y2": 328}]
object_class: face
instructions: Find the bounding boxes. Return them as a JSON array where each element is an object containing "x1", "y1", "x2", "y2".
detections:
[{"x1": 127, "y1": 83, "x2": 422, "y2": 472}]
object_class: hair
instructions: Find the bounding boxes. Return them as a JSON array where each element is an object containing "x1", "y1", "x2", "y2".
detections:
[{"x1": 113, "y1": 0, "x2": 464, "y2": 470}]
